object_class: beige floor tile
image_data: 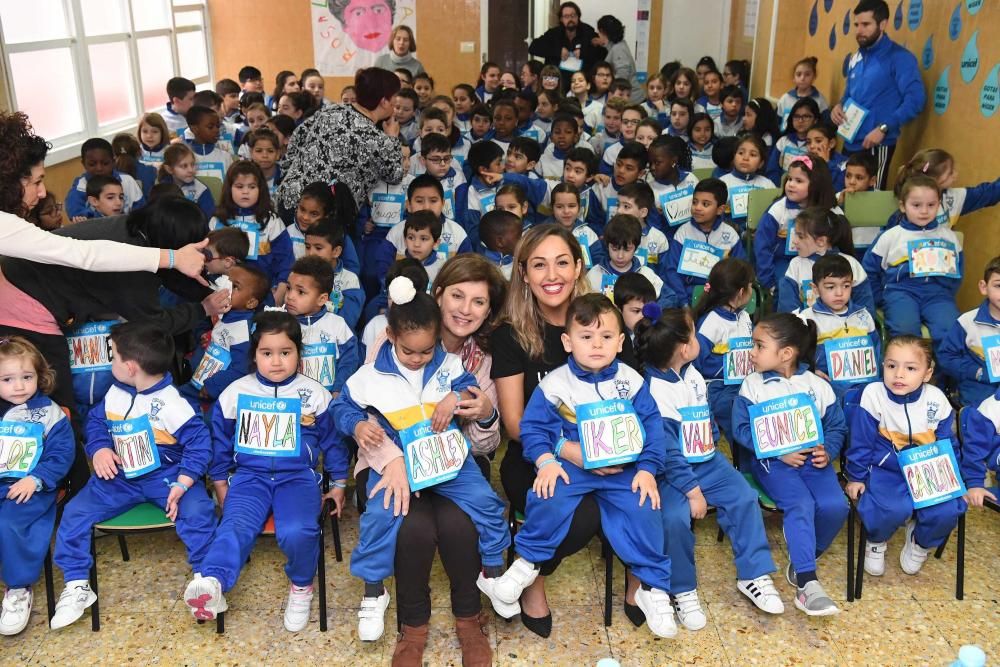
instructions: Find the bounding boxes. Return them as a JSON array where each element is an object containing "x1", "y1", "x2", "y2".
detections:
[
  {"x1": 606, "y1": 608, "x2": 731, "y2": 666},
  {"x1": 708, "y1": 599, "x2": 844, "y2": 666},
  {"x1": 494, "y1": 604, "x2": 612, "y2": 666},
  {"x1": 30, "y1": 612, "x2": 163, "y2": 664},
  {"x1": 821, "y1": 599, "x2": 955, "y2": 666}
]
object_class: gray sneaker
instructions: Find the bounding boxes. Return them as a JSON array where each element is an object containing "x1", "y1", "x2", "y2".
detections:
[{"x1": 794, "y1": 580, "x2": 840, "y2": 616}]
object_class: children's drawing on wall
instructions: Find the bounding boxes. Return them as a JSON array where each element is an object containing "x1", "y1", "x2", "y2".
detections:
[{"x1": 311, "y1": 0, "x2": 418, "y2": 76}]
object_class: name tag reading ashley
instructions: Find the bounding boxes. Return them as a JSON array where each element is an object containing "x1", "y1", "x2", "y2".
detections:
[
  {"x1": 234, "y1": 395, "x2": 301, "y2": 457},
  {"x1": 748, "y1": 393, "x2": 824, "y2": 459},
  {"x1": 0, "y1": 421, "x2": 44, "y2": 478},
  {"x1": 401, "y1": 420, "x2": 469, "y2": 491},
  {"x1": 578, "y1": 400, "x2": 645, "y2": 469},
  {"x1": 897, "y1": 439, "x2": 966, "y2": 509}
]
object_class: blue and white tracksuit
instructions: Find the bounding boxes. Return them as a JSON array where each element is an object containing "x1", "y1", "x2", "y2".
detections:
[
  {"x1": 720, "y1": 170, "x2": 776, "y2": 234},
  {"x1": 765, "y1": 135, "x2": 809, "y2": 184},
  {"x1": 204, "y1": 372, "x2": 345, "y2": 590},
  {"x1": 457, "y1": 177, "x2": 500, "y2": 249},
  {"x1": 695, "y1": 96, "x2": 723, "y2": 121},
  {"x1": 325, "y1": 264, "x2": 364, "y2": 330},
  {"x1": 690, "y1": 141, "x2": 716, "y2": 171},
  {"x1": 335, "y1": 342, "x2": 509, "y2": 585},
  {"x1": 160, "y1": 175, "x2": 214, "y2": 219},
  {"x1": 162, "y1": 104, "x2": 187, "y2": 135},
  {"x1": 562, "y1": 220, "x2": 604, "y2": 269},
  {"x1": 0, "y1": 396, "x2": 74, "y2": 587},
  {"x1": 714, "y1": 114, "x2": 743, "y2": 139},
  {"x1": 695, "y1": 307, "x2": 754, "y2": 449},
  {"x1": 517, "y1": 358, "x2": 671, "y2": 590},
  {"x1": 373, "y1": 215, "x2": 469, "y2": 285},
  {"x1": 589, "y1": 131, "x2": 621, "y2": 157},
  {"x1": 664, "y1": 217, "x2": 746, "y2": 305},
  {"x1": 66, "y1": 319, "x2": 118, "y2": 419},
  {"x1": 636, "y1": 223, "x2": 671, "y2": 282},
  {"x1": 939, "y1": 301, "x2": 1000, "y2": 407},
  {"x1": 846, "y1": 382, "x2": 964, "y2": 548},
  {"x1": 862, "y1": 217, "x2": 962, "y2": 347},
  {"x1": 754, "y1": 196, "x2": 801, "y2": 291},
  {"x1": 732, "y1": 368, "x2": 849, "y2": 575},
  {"x1": 600, "y1": 141, "x2": 625, "y2": 177},
  {"x1": 645, "y1": 171, "x2": 699, "y2": 235},
  {"x1": 139, "y1": 143, "x2": 168, "y2": 169},
  {"x1": 287, "y1": 222, "x2": 361, "y2": 275},
  {"x1": 181, "y1": 309, "x2": 255, "y2": 404},
  {"x1": 295, "y1": 308, "x2": 359, "y2": 395},
  {"x1": 360, "y1": 176, "x2": 414, "y2": 295},
  {"x1": 54, "y1": 376, "x2": 217, "y2": 581},
  {"x1": 959, "y1": 389, "x2": 1000, "y2": 491},
  {"x1": 777, "y1": 251, "x2": 875, "y2": 318},
  {"x1": 185, "y1": 141, "x2": 233, "y2": 183},
  {"x1": 827, "y1": 152, "x2": 847, "y2": 193},
  {"x1": 536, "y1": 144, "x2": 575, "y2": 181},
  {"x1": 776, "y1": 88, "x2": 830, "y2": 128},
  {"x1": 798, "y1": 299, "x2": 882, "y2": 401},
  {"x1": 210, "y1": 211, "x2": 295, "y2": 290},
  {"x1": 886, "y1": 180, "x2": 1000, "y2": 231},
  {"x1": 515, "y1": 121, "x2": 546, "y2": 145},
  {"x1": 646, "y1": 364, "x2": 775, "y2": 594},
  {"x1": 65, "y1": 171, "x2": 146, "y2": 220},
  {"x1": 586, "y1": 258, "x2": 679, "y2": 309}
]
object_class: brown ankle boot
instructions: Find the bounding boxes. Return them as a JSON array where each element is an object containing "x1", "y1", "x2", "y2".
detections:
[
  {"x1": 391, "y1": 623, "x2": 428, "y2": 667},
  {"x1": 454, "y1": 612, "x2": 492, "y2": 667}
]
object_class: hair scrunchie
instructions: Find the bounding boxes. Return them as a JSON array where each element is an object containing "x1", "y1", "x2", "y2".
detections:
[{"x1": 641, "y1": 302, "x2": 663, "y2": 322}]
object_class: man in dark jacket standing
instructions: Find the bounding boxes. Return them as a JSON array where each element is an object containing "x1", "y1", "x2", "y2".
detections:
[{"x1": 528, "y1": 2, "x2": 607, "y2": 90}]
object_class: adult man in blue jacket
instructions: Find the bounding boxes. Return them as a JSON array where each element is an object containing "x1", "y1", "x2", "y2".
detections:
[{"x1": 830, "y1": 0, "x2": 926, "y2": 189}]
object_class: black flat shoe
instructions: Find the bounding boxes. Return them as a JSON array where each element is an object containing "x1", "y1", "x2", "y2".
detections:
[
  {"x1": 623, "y1": 600, "x2": 646, "y2": 627},
  {"x1": 520, "y1": 610, "x2": 552, "y2": 638}
]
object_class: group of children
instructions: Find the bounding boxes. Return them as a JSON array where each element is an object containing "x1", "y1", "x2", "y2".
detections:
[{"x1": 2, "y1": 44, "x2": 999, "y2": 651}]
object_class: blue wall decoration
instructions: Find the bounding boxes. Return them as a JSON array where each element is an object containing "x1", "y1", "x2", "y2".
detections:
[
  {"x1": 843, "y1": 9, "x2": 851, "y2": 35},
  {"x1": 824, "y1": 0, "x2": 834, "y2": 12},
  {"x1": 908, "y1": 0, "x2": 923, "y2": 31},
  {"x1": 981, "y1": 64, "x2": 999, "y2": 118},
  {"x1": 966, "y1": 0, "x2": 983, "y2": 16},
  {"x1": 829, "y1": 25, "x2": 837, "y2": 50},
  {"x1": 809, "y1": 0, "x2": 819, "y2": 36},
  {"x1": 949, "y1": 2, "x2": 962, "y2": 41},
  {"x1": 961, "y1": 31, "x2": 980, "y2": 83},
  {"x1": 922, "y1": 35, "x2": 934, "y2": 70},
  {"x1": 934, "y1": 66, "x2": 951, "y2": 115},
  {"x1": 894, "y1": 1, "x2": 904, "y2": 30}
]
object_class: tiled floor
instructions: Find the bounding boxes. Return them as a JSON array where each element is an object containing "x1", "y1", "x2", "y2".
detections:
[{"x1": 5, "y1": 448, "x2": 998, "y2": 666}]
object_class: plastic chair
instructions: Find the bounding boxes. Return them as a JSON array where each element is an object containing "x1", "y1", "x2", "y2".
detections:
[
  {"x1": 197, "y1": 176, "x2": 223, "y2": 205},
  {"x1": 843, "y1": 191, "x2": 897, "y2": 228},
  {"x1": 745, "y1": 188, "x2": 783, "y2": 232},
  {"x1": 692, "y1": 168, "x2": 715, "y2": 182}
]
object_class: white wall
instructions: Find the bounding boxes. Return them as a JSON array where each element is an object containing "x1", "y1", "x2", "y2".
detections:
[{"x1": 659, "y1": 0, "x2": 731, "y2": 69}]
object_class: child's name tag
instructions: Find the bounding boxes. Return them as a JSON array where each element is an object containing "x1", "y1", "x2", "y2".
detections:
[
  {"x1": 748, "y1": 392, "x2": 824, "y2": 459},
  {"x1": 198, "y1": 161, "x2": 226, "y2": 181},
  {"x1": 301, "y1": 343, "x2": 338, "y2": 391},
  {"x1": 108, "y1": 415, "x2": 160, "y2": 479},
  {"x1": 190, "y1": 343, "x2": 232, "y2": 390},
  {"x1": 825, "y1": 336, "x2": 879, "y2": 383},
  {"x1": 576, "y1": 233, "x2": 593, "y2": 267},
  {"x1": 234, "y1": 395, "x2": 301, "y2": 457},
  {"x1": 328, "y1": 288, "x2": 344, "y2": 313},
  {"x1": 724, "y1": 337, "x2": 754, "y2": 385},
  {"x1": 480, "y1": 191, "x2": 496, "y2": 213},
  {"x1": 444, "y1": 190, "x2": 457, "y2": 219},
  {"x1": 635, "y1": 247, "x2": 650, "y2": 266},
  {"x1": 981, "y1": 334, "x2": 1000, "y2": 383},
  {"x1": 729, "y1": 185, "x2": 753, "y2": 219},
  {"x1": 661, "y1": 187, "x2": 693, "y2": 227},
  {"x1": 784, "y1": 220, "x2": 798, "y2": 255},
  {"x1": 837, "y1": 98, "x2": 870, "y2": 143},
  {"x1": 678, "y1": 240, "x2": 723, "y2": 279},
  {"x1": 229, "y1": 220, "x2": 261, "y2": 260},
  {"x1": 799, "y1": 279, "x2": 817, "y2": 309},
  {"x1": 679, "y1": 405, "x2": 715, "y2": 463},
  {"x1": 371, "y1": 192, "x2": 405, "y2": 227},
  {"x1": 908, "y1": 239, "x2": 960, "y2": 278},
  {"x1": 578, "y1": 399, "x2": 646, "y2": 469},
  {"x1": 605, "y1": 196, "x2": 620, "y2": 222},
  {"x1": 898, "y1": 439, "x2": 966, "y2": 509},
  {"x1": 560, "y1": 55, "x2": 583, "y2": 72},
  {"x1": 0, "y1": 421, "x2": 44, "y2": 478},
  {"x1": 401, "y1": 419, "x2": 469, "y2": 491},
  {"x1": 67, "y1": 320, "x2": 116, "y2": 374},
  {"x1": 781, "y1": 144, "x2": 808, "y2": 171},
  {"x1": 599, "y1": 272, "x2": 618, "y2": 298}
]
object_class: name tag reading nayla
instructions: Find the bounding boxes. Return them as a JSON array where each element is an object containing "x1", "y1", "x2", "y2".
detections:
[
  {"x1": 0, "y1": 421, "x2": 44, "y2": 478},
  {"x1": 67, "y1": 320, "x2": 116, "y2": 374},
  {"x1": 898, "y1": 439, "x2": 966, "y2": 509},
  {"x1": 825, "y1": 336, "x2": 878, "y2": 383},
  {"x1": 578, "y1": 400, "x2": 645, "y2": 469},
  {"x1": 235, "y1": 395, "x2": 301, "y2": 457},
  {"x1": 401, "y1": 420, "x2": 469, "y2": 491},
  {"x1": 679, "y1": 405, "x2": 715, "y2": 463},
  {"x1": 748, "y1": 393, "x2": 824, "y2": 459},
  {"x1": 109, "y1": 415, "x2": 160, "y2": 478}
]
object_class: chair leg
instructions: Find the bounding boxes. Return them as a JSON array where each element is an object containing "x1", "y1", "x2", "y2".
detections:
[
  {"x1": 934, "y1": 532, "x2": 950, "y2": 559},
  {"x1": 603, "y1": 540, "x2": 612, "y2": 627},
  {"x1": 716, "y1": 525, "x2": 725, "y2": 543},
  {"x1": 854, "y1": 522, "x2": 867, "y2": 600},
  {"x1": 90, "y1": 530, "x2": 100, "y2": 631},
  {"x1": 44, "y1": 546, "x2": 56, "y2": 622},
  {"x1": 506, "y1": 511, "x2": 519, "y2": 568},
  {"x1": 117, "y1": 534, "x2": 130, "y2": 562},
  {"x1": 330, "y1": 514, "x2": 343, "y2": 563},
  {"x1": 318, "y1": 518, "x2": 328, "y2": 632},
  {"x1": 216, "y1": 611, "x2": 224, "y2": 634},
  {"x1": 396, "y1": 579, "x2": 402, "y2": 633},
  {"x1": 956, "y1": 513, "x2": 965, "y2": 601},
  {"x1": 846, "y1": 504, "x2": 855, "y2": 603}
]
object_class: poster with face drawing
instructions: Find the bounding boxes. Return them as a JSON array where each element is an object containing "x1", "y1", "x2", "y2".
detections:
[{"x1": 311, "y1": 0, "x2": 418, "y2": 77}]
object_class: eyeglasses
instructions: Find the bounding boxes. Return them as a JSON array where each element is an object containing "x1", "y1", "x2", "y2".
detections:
[
  {"x1": 621, "y1": 118, "x2": 641, "y2": 126},
  {"x1": 542, "y1": 76, "x2": 560, "y2": 83},
  {"x1": 425, "y1": 155, "x2": 453, "y2": 165},
  {"x1": 792, "y1": 113, "x2": 816, "y2": 121}
]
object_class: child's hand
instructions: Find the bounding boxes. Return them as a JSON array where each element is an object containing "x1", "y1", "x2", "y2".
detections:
[
  {"x1": 6, "y1": 477, "x2": 37, "y2": 504},
  {"x1": 454, "y1": 386, "x2": 494, "y2": 422},
  {"x1": 965, "y1": 487, "x2": 998, "y2": 508},
  {"x1": 632, "y1": 470, "x2": 660, "y2": 509},
  {"x1": 323, "y1": 485, "x2": 347, "y2": 517},
  {"x1": 431, "y1": 392, "x2": 459, "y2": 432},
  {"x1": 71, "y1": 215, "x2": 87, "y2": 223},
  {"x1": 593, "y1": 174, "x2": 611, "y2": 187},
  {"x1": 533, "y1": 458, "x2": 569, "y2": 499},
  {"x1": 810, "y1": 445, "x2": 830, "y2": 468},
  {"x1": 370, "y1": 457, "x2": 411, "y2": 517},
  {"x1": 836, "y1": 190, "x2": 846, "y2": 206},
  {"x1": 213, "y1": 479, "x2": 229, "y2": 508},
  {"x1": 354, "y1": 421, "x2": 387, "y2": 450},
  {"x1": 845, "y1": 481, "x2": 866, "y2": 501},
  {"x1": 165, "y1": 486, "x2": 186, "y2": 521},
  {"x1": 687, "y1": 486, "x2": 708, "y2": 519},
  {"x1": 481, "y1": 171, "x2": 504, "y2": 186},
  {"x1": 92, "y1": 448, "x2": 121, "y2": 480},
  {"x1": 779, "y1": 449, "x2": 811, "y2": 468}
]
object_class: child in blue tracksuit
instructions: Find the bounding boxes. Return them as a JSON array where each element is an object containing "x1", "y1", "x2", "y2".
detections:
[
  {"x1": 863, "y1": 175, "x2": 962, "y2": 352},
  {"x1": 478, "y1": 294, "x2": 678, "y2": 638},
  {"x1": 805, "y1": 123, "x2": 846, "y2": 193},
  {"x1": 692, "y1": 258, "x2": 756, "y2": 449},
  {"x1": 184, "y1": 105, "x2": 233, "y2": 183},
  {"x1": 585, "y1": 214, "x2": 679, "y2": 309},
  {"x1": 157, "y1": 143, "x2": 215, "y2": 219},
  {"x1": 287, "y1": 181, "x2": 362, "y2": 275},
  {"x1": 183, "y1": 311, "x2": 347, "y2": 632},
  {"x1": 777, "y1": 206, "x2": 875, "y2": 318},
  {"x1": 645, "y1": 136, "x2": 700, "y2": 236},
  {"x1": 638, "y1": 306, "x2": 782, "y2": 632},
  {"x1": 548, "y1": 182, "x2": 605, "y2": 270},
  {"x1": 359, "y1": 150, "x2": 414, "y2": 298},
  {"x1": 939, "y1": 256, "x2": 1000, "y2": 407},
  {"x1": 718, "y1": 134, "x2": 776, "y2": 234},
  {"x1": 732, "y1": 313, "x2": 848, "y2": 616},
  {"x1": 664, "y1": 178, "x2": 746, "y2": 305},
  {"x1": 66, "y1": 319, "x2": 118, "y2": 420},
  {"x1": 65, "y1": 138, "x2": 146, "y2": 220},
  {"x1": 765, "y1": 97, "x2": 819, "y2": 184},
  {"x1": 594, "y1": 141, "x2": 648, "y2": 237},
  {"x1": 797, "y1": 255, "x2": 882, "y2": 402},
  {"x1": 617, "y1": 183, "x2": 670, "y2": 280},
  {"x1": 415, "y1": 132, "x2": 466, "y2": 221},
  {"x1": 51, "y1": 322, "x2": 216, "y2": 630},
  {"x1": 303, "y1": 222, "x2": 365, "y2": 330},
  {"x1": 0, "y1": 338, "x2": 75, "y2": 636},
  {"x1": 845, "y1": 336, "x2": 965, "y2": 580},
  {"x1": 457, "y1": 141, "x2": 505, "y2": 250},
  {"x1": 960, "y1": 387, "x2": 1000, "y2": 509},
  {"x1": 333, "y1": 279, "x2": 508, "y2": 642}
]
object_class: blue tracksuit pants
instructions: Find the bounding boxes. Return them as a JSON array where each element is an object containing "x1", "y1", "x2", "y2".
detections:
[
  {"x1": 54, "y1": 465, "x2": 217, "y2": 581},
  {"x1": 515, "y1": 462, "x2": 670, "y2": 591},
  {"x1": 0, "y1": 483, "x2": 58, "y2": 587},
  {"x1": 708, "y1": 383, "x2": 741, "y2": 460},
  {"x1": 883, "y1": 289, "x2": 959, "y2": 351},
  {"x1": 659, "y1": 455, "x2": 775, "y2": 594},
  {"x1": 751, "y1": 457, "x2": 848, "y2": 575},
  {"x1": 856, "y1": 465, "x2": 966, "y2": 547},
  {"x1": 200, "y1": 468, "x2": 320, "y2": 590},
  {"x1": 351, "y1": 456, "x2": 509, "y2": 584}
]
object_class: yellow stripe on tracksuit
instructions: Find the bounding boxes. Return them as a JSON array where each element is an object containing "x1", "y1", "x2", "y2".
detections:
[
  {"x1": 380, "y1": 403, "x2": 438, "y2": 432},
  {"x1": 105, "y1": 411, "x2": 177, "y2": 445},
  {"x1": 877, "y1": 426, "x2": 939, "y2": 449}
]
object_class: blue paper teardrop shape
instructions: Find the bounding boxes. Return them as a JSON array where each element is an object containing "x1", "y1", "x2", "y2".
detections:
[
  {"x1": 949, "y1": 2, "x2": 962, "y2": 41},
  {"x1": 829, "y1": 25, "x2": 837, "y2": 50},
  {"x1": 980, "y1": 63, "x2": 999, "y2": 117},
  {"x1": 966, "y1": 0, "x2": 983, "y2": 16},
  {"x1": 961, "y1": 31, "x2": 980, "y2": 83},
  {"x1": 908, "y1": 0, "x2": 923, "y2": 31},
  {"x1": 809, "y1": 0, "x2": 819, "y2": 36},
  {"x1": 824, "y1": 0, "x2": 834, "y2": 12},
  {"x1": 843, "y1": 9, "x2": 851, "y2": 35},
  {"x1": 894, "y1": 1, "x2": 904, "y2": 30},
  {"x1": 922, "y1": 35, "x2": 934, "y2": 70},
  {"x1": 934, "y1": 66, "x2": 951, "y2": 115}
]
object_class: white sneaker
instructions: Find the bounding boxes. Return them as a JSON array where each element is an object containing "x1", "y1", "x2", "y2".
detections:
[
  {"x1": 50, "y1": 580, "x2": 97, "y2": 630},
  {"x1": 671, "y1": 589, "x2": 707, "y2": 631},
  {"x1": 634, "y1": 587, "x2": 678, "y2": 638},
  {"x1": 489, "y1": 558, "x2": 539, "y2": 605},
  {"x1": 0, "y1": 587, "x2": 32, "y2": 635},
  {"x1": 737, "y1": 575, "x2": 785, "y2": 614},
  {"x1": 183, "y1": 574, "x2": 228, "y2": 621},
  {"x1": 864, "y1": 541, "x2": 888, "y2": 576},
  {"x1": 476, "y1": 573, "x2": 521, "y2": 619},
  {"x1": 794, "y1": 580, "x2": 840, "y2": 616},
  {"x1": 899, "y1": 521, "x2": 931, "y2": 575},
  {"x1": 357, "y1": 589, "x2": 390, "y2": 641},
  {"x1": 283, "y1": 584, "x2": 313, "y2": 632}
]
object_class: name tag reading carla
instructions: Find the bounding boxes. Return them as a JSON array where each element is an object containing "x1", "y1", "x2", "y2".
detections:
[
  {"x1": 748, "y1": 393, "x2": 824, "y2": 459},
  {"x1": 190, "y1": 343, "x2": 231, "y2": 390},
  {"x1": 578, "y1": 399, "x2": 646, "y2": 469},
  {"x1": 982, "y1": 334, "x2": 1000, "y2": 383},
  {"x1": 898, "y1": 439, "x2": 966, "y2": 509},
  {"x1": 679, "y1": 405, "x2": 715, "y2": 463},
  {"x1": 235, "y1": 395, "x2": 301, "y2": 457},
  {"x1": 108, "y1": 415, "x2": 160, "y2": 479},
  {"x1": 0, "y1": 421, "x2": 44, "y2": 478},
  {"x1": 401, "y1": 420, "x2": 469, "y2": 491},
  {"x1": 724, "y1": 337, "x2": 754, "y2": 385},
  {"x1": 825, "y1": 336, "x2": 878, "y2": 384},
  {"x1": 67, "y1": 320, "x2": 116, "y2": 374},
  {"x1": 301, "y1": 343, "x2": 338, "y2": 391}
]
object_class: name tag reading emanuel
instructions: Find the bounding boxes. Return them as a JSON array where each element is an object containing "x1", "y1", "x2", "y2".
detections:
[
  {"x1": 898, "y1": 439, "x2": 966, "y2": 509},
  {"x1": 401, "y1": 419, "x2": 469, "y2": 491},
  {"x1": 748, "y1": 393, "x2": 824, "y2": 459},
  {"x1": 578, "y1": 400, "x2": 645, "y2": 469},
  {"x1": 235, "y1": 395, "x2": 301, "y2": 457}
]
